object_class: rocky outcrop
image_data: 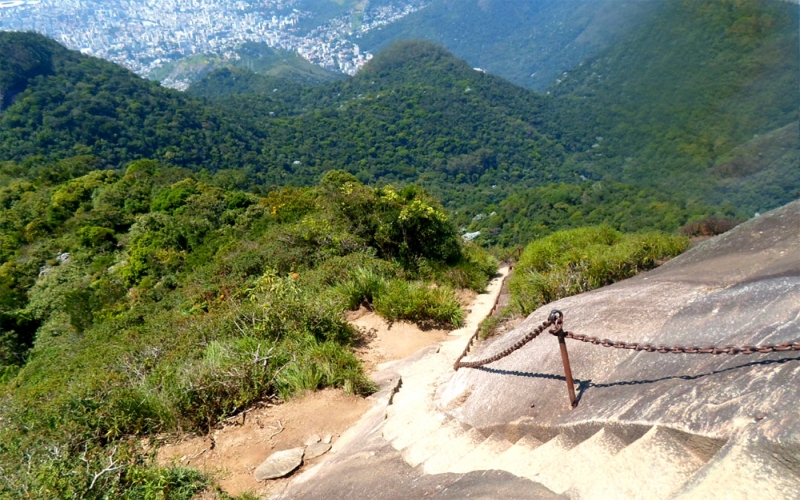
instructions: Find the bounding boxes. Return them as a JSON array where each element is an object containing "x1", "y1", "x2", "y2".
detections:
[{"x1": 435, "y1": 199, "x2": 800, "y2": 498}]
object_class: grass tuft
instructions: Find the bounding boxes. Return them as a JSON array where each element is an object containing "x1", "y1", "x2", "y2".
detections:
[{"x1": 374, "y1": 280, "x2": 464, "y2": 328}]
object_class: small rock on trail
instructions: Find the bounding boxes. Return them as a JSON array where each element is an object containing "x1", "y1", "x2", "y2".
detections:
[
  {"x1": 305, "y1": 442, "x2": 332, "y2": 460},
  {"x1": 254, "y1": 447, "x2": 305, "y2": 481}
]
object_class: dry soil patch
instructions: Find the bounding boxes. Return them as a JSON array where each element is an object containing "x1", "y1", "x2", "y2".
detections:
[
  {"x1": 156, "y1": 389, "x2": 371, "y2": 497},
  {"x1": 347, "y1": 306, "x2": 451, "y2": 371}
]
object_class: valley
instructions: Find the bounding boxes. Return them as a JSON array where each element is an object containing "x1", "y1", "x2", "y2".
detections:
[{"x1": 0, "y1": 0, "x2": 797, "y2": 497}]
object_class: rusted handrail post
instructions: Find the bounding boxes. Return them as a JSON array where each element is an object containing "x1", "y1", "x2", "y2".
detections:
[
  {"x1": 549, "y1": 310, "x2": 577, "y2": 409},
  {"x1": 557, "y1": 333, "x2": 578, "y2": 408}
]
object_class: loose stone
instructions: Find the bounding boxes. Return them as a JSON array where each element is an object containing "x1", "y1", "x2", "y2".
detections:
[
  {"x1": 254, "y1": 447, "x2": 305, "y2": 481},
  {"x1": 305, "y1": 442, "x2": 332, "y2": 459}
]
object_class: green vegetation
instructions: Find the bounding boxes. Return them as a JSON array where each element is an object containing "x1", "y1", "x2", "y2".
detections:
[
  {"x1": 464, "y1": 181, "x2": 731, "y2": 248},
  {"x1": 509, "y1": 227, "x2": 689, "y2": 315},
  {"x1": 374, "y1": 280, "x2": 464, "y2": 328},
  {"x1": 545, "y1": 0, "x2": 799, "y2": 214},
  {"x1": 0, "y1": 159, "x2": 495, "y2": 498},
  {"x1": 2, "y1": 0, "x2": 799, "y2": 239}
]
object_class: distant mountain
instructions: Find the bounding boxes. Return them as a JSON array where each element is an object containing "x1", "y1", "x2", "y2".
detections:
[
  {"x1": 190, "y1": 40, "x2": 575, "y2": 212},
  {"x1": 0, "y1": 32, "x2": 281, "y2": 174},
  {"x1": 151, "y1": 42, "x2": 343, "y2": 90},
  {"x1": 354, "y1": 0, "x2": 660, "y2": 91},
  {"x1": 544, "y1": 0, "x2": 799, "y2": 214}
]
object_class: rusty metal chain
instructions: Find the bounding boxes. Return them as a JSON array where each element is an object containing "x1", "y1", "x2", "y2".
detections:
[
  {"x1": 563, "y1": 331, "x2": 800, "y2": 354},
  {"x1": 454, "y1": 310, "x2": 800, "y2": 371},
  {"x1": 453, "y1": 311, "x2": 560, "y2": 370}
]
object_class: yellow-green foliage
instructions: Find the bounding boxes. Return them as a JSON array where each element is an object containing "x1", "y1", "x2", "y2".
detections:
[{"x1": 509, "y1": 226, "x2": 688, "y2": 315}]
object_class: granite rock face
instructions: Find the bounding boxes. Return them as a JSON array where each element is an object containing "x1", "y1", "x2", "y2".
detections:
[{"x1": 437, "y1": 199, "x2": 800, "y2": 447}]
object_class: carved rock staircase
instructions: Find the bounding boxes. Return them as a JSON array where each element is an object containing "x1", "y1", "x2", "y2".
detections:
[{"x1": 380, "y1": 337, "x2": 800, "y2": 500}]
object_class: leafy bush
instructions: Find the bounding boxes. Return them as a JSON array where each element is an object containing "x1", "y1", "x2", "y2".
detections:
[
  {"x1": 415, "y1": 243, "x2": 498, "y2": 292},
  {"x1": 374, "y1": 280, "x2": 464, "y2": 328},
  {"x1": 121, "y1": 466, "x2": 209, "y2": 500},
  {"x1": 509, "y1": 226, "x2": 688, "y2": 315},
  {"x1": 679, "y1": 215, "x2": 740, "y2": 237}
]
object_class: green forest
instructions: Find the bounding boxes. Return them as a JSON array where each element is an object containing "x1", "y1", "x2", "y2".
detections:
[{"x1": 0, "y1": 0, "x2": 798, "y2": 496}]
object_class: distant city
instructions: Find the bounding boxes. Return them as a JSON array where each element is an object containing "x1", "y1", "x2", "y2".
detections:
[{"x1": 0, "y1": 0, "x2": 428, "y2": 89}]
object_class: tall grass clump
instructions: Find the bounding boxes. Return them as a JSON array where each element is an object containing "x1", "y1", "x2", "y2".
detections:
[
  {"x1": 374, "y1": 280, "x2": 464, "y2": 328},
  {"x1": 336, "y1": 266, "x2": 389, "y2": 310},
  {"x1": 509, "y1": 226, "x2": 688, "y2": 315}
]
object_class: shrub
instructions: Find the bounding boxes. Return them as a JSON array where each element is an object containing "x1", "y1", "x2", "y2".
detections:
[
  {"x1": 679, "y1": 215, "x2": 740, "y2": 236},
  {"x1": 415, "y1": 243, "x2": 498, "y2": 292},
  {"x1": 121, "y1": 465, "x2": 209, "y2": 500},
  {"x1": 77, "y1": 225, "x2": 116, "y2": 248},
  {"x1": 374, "y1": 280, "x2": 464, "y2": 328},
  {"x1": 509, "y1": 226, "x2": 688, "y2": 315}
]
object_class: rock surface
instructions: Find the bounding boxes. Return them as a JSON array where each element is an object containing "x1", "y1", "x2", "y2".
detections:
[
  {"x1": 437, "y1": 200, "x2": 800, "y2": 444},
  {"x1": 254, "y1": 447, "x2": 305, "y2": 481},
  {"x1": 303, "y1": 434, "x2": 321, "y2": 446}
]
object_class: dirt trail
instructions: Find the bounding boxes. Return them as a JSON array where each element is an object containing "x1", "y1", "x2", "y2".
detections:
[{"x1": 156, "y1": 269, "x2": 508, "y2": 498}]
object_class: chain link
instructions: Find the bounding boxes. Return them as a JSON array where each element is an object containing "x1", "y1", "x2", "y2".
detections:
[
  {"x1": 564, "y1": 331, "x2": 800, "y2": 354},
  {"x1": 454, "y1": 310, "x2": 800, "y2": 371},
  {"x1": 453, "y1": 311, "x2": 561, "y2": 370}
]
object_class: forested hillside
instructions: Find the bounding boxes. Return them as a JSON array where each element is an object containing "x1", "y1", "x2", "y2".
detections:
[
  {"x1": 544, "y1": 0, "x2": 799, "y2": 214},
  {"x1": 0, "y1": 0, "x2": 798, "y2": 243},
  {"x1": 0, "y1": 32, "x2": 275, "y2": 175},
  {"x1": 0, "y1": 158, "x2": 496, "y2": 497}
]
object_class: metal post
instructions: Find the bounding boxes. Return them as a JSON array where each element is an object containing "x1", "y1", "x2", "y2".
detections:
[{"x1": 557, "y1": 333, "x2": 578, "y2": 408}]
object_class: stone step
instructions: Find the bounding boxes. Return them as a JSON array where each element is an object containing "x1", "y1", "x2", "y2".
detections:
[
  {"x1": 422, "y1": 427, "x2": 486, "y2": 475},
  {"x1": 503, "y1": 434, "x2": 579, "y2": 483},
  {"x1": 493, "y1": 434, "x2": 546, "y2": 477},
  {"x1": 384, "y1": 407, "x2": 446, "y2": 451},
  {"x1": 438, "y1": 338, "x2": 473, "y2": 358},
  {"x1": 566, "y1": 426, "x2": 706, "y2": 500},
  {"x1": 385, "y1": 387, "x2": 431, "y2": 421},
  {"x1": 450, "y1": 431, "x2": 516, "y2": 474},
  {"x1": 403, "y1": 419, "x2": 470, "y2": 468},
  {"x1": 671, "y1": 442, "x2": 800, "y2": 500},
  {"x1": 396, "y1": 350, "x2": 451, "y2": 380},
  {"x1": 536, "y1": 428, "x2": 627, "y2": 494}
]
